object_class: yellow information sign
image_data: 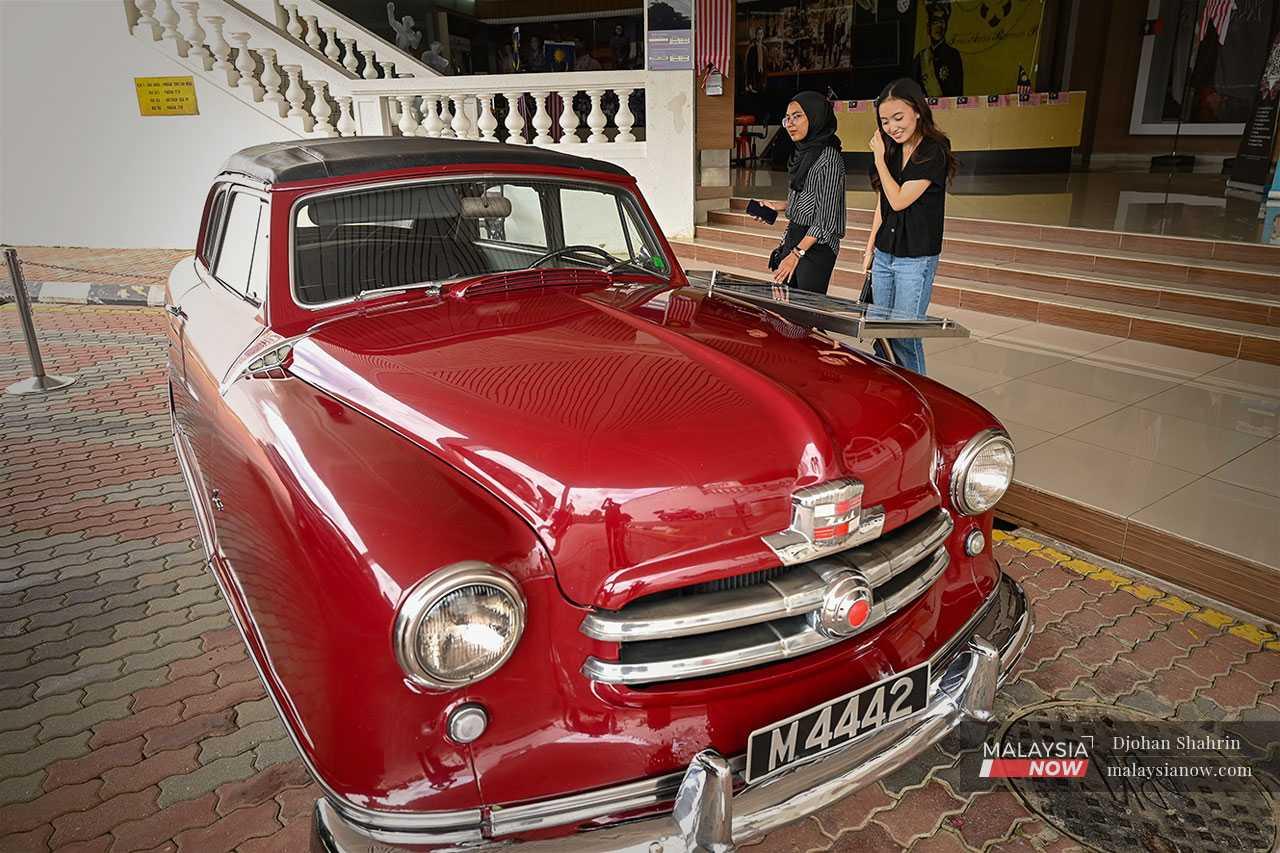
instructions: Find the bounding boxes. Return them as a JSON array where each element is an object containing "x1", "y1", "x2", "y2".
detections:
[{"x1": 135, "y1": 76, "x2": 199, "y2": 116}]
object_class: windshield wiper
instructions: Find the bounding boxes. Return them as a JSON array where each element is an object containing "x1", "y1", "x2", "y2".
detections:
[
  {"x1": 353, "y1": 274, "x2": 472, "y2": 302},
  {"x1": 602, "y1": 257, "x2": 659, "y2": 276}
]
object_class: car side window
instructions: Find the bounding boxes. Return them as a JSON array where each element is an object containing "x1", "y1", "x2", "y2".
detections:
[
  {"x1": 200, "y1": 186, "x2": 228, "y2": 268},
  {"x1": 245, "y1": 204, "x2": 269, "y2": 304},
  {"x1": 213, "y1": 191, "x2": 265, "y2": 303}
]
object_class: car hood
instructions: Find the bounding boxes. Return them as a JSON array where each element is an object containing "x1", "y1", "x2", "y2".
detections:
[{"x1": 288, "y1": 283, "x2": 941, "y2": 607}]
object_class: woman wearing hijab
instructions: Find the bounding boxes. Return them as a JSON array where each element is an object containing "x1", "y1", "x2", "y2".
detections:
[{"x1": 751, "y1": 91, "x2": 846, "y2": 294}]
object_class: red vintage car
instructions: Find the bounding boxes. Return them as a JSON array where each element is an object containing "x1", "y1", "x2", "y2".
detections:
[{"x1": 167, "y1": 137, "x2": 1030, "y2": 851}]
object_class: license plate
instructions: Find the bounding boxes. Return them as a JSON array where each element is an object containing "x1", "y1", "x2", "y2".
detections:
[{"x1": 745, "y1": 662, "x2": 931, "y2": 783}]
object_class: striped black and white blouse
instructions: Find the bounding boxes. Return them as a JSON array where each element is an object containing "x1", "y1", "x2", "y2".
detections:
[{"x1": 783, "y1": 146, "x2": 846, "y2": 254}]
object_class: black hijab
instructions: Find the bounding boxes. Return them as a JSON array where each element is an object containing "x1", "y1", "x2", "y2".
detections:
[{"x1": 786, "y1": 91, "x2": 842, "y2": 193}]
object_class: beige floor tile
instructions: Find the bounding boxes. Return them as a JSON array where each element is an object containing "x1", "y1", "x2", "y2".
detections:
[
  {"x1": 1018, "y1": 359, "x2": 1177, "y2": 405},
  {"x1": 1136, "y1": 382, "x2": 1280, "y2": 439},
  {"x1": 931, "y1": 306, "x2": 1032, "y2": 339},
  {"x1": 1209, "y1": 438, "x2": 1280, "y2": 498},
  {"x1": 938, "y1": 340, "x2": 1069, "y2": 380},
  {"x1": 1198, "y1": 360, "x2": 1280, "y2": 397},
  {"x1": 1132, "y1": 478, "x2": 1280, "y2": 568},
  {"x1": 999, "y1": 418, "x2": 1056, "y2": 452},
  {"x1": 1014, "y1": 437, "x2": 1200, "y2": 517},
  {"x1": 924, "y1": 362, "x2": 1010, "y2": 396},
  {"x1": 1066, "y1": 407, "x2": 1268, "y2": 475},
  {"x1": 989, "y1": 323, "x2": 1124, "y2": 357},
  {"x1": 922, "y1": 332, "x2": 973, "y2": 356},
  {"x1": 1082, "y1": 338, "x2": 1234, "y2": 380},
  {"x1": 971, "y1": 379, "x2": 1124, "y2": 434}
]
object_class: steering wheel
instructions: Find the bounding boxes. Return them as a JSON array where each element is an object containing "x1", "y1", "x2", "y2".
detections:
[{"x1": 528, "y1": 244, "x2": 616, "y2": 269}]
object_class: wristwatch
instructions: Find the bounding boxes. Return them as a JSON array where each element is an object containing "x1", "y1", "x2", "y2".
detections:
[{"x1": 792, "y1": 247, "x2": 806, "y2": 258}]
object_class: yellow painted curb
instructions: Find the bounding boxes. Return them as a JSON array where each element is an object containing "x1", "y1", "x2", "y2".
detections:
[{"x1": 999, "y1": 527, "x2": 1276, "y2": 650}]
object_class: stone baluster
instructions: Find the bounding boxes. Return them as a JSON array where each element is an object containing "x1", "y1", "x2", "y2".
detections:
[
  {"x1": 340, "y1": 38, "x2": 358, "y2": 74},
  {"x1": 283, "y1": 3, "x2": 303, "y2": 39},
  {"x1": 380, "y1": 60, "x2": 396, "y2": 79},
  {"x1": 303, "y1": 16, "x2": 322, "y2": 51},
  {"x1": 360, "y1": 50, "x2": 379, "y2": 79},
  {"x1": 135, "y1": 0, "x2": 160, "y2": 36},
  {"x1": 322, "y1": 26, "x2": 340, "y2": 62},
  {"x1": 438, "y1": 97, "x2": 455, "y2": 138},
  {"x1": 156, "y1": 0, "x2": 186, "y2": 54},
  {"x1": 449, "y1": 95, "x2": 471, "y2": 139},
  {"x1": 178, "y1": 3, "x2": 209, "y2": 70},
  {"x1": 502, "y1": 92, "x2": 526, "y2": 144},
  {"x1": 282, "y1": 64, "x2": 308, "y2": 122},
  {"x1": 310, "y1": 81, "x2": 336, "y2": 136},
  {"x1": 529, "y1": 92, "x2": 553, "y2": 146},
  {"x1": 557, "y1": 90, "x2": 580, "y2": 144},
  {"x1": 421, "y1": 96, "x2": 443, "y2": 137},
  {"x1": 258, "y1": 48, "x2": 284, "y2": 115},
  {"x1": 205, "y1": 16, "x2": 236, "y2": 85},
  {"x1": 388, "y1": 93, "x2": 402, "y2": 125},
  {"x1": 614, "y1": 88, "x2": 636, "y2": 143},
  {"x1": 229, "y1": 33, "x2": 263, "y2": 100},
  {"x1": 336, "y1": 96, "x2": 357, "y2": 137},
  {"x1": 585, "y1": 90, "x2": 607, "y2": 143},
  {"x1": 476, "y1": 96, "x2": 498, "y2": 142},
  {"x1": 396, "y1": 96, "x2": 420, "y2": 136}
]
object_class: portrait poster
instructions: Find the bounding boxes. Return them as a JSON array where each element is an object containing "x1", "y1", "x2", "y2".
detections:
[
  {"x1": 649, "y1": 0, "x2": 694, "y2": 70},
  {"x1": 1227, "y1": 20, "x2": 1280, "y2": 193},
  {"x1": 912, "y1": 0, "x2": 1046, "y2": 98},
  {"x1": 737, "y1": 2, "x2": 852, "y2": 81}
]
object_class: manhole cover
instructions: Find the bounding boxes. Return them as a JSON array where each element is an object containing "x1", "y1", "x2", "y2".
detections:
[{"x1": 998, "y1": 702, "x2": 1277, "y2": 853}]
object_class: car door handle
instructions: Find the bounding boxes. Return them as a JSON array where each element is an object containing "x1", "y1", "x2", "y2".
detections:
[{"x1": 165, "y1": 304, "x2": 187, "y2": 320}]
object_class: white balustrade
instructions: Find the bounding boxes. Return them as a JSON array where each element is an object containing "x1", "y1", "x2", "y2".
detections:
[
  {"x1": 360, "y1": 50, "x2": 379, "y2": 80},
  {"x1": 585, "y1": 89, "x2": 607, "y2": 144},
  {"x1": 529, "y1": 92, "x2": 553, "y2": 146},
  {"x1": 178, "y1": 2, "x2": 209, "y2": 69},
  {"x1": 336, "y1": 96, "x2": 357, "y2": 137},
  {"x1": 395, "y1": 96, "x2": 419, "y2": 136},
  {"x1": 136, "y1": 0, "x2": 159, "y2": 32},
  {"x1": 205, "y1": 16, "x2": 236, "y2": 85},
  {"x1": 259, "y1": 48, "x2": 284, "y2": 113},
  {"x1": 557, "y1": 90, "x2": 580, "y2": 144},
  {"x1": 438, "y1": 96, "x2": 455, "y2": 138},
  {"x1": 477, "y1": 96, "x2": 498, "y2": 142},
  {"x1": 421, "y1": 96, "x2": 443, "y2": 137},
  {"x1": 283, "y1": 3, "x2": 303, "y2": 38},
  {"x1": 229, "y1": 33, "x2": 263, "y2": 100},
  {"x1": 302, "y1": 15, "x2": 322, "y2": 51},
  {"x1": 380, "y1": 60, "x2": 396, "y2": 79},
  {"x1": 156, "y1": 0, "x2": 185, "y2": 53},
  {"x1": 282, "y1": 64, "x2": 307, "y2": 120},
  {"x1": 310, "y1": 80, "x2": 335, "y2": 136},
  {"x1": 502, "y1": 92, "x2": 526, "y2": 145},
  {"x1": 339, "y1": 38, "x2": 358, "y2": 74},
  {"x1": 277, "y1": 0, "x2": 430, "y2": 78},
  {"x1": 321, "y1": 25, "x2": 340, "y2": 63},
  {"x1": 449, "y1": 95, "x2": 471, "y2": 139},
  {"x1": 615, "y1": 88, "x2": 636, "y2": 143}
]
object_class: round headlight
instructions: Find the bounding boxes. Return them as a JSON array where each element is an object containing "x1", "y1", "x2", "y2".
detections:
[
  {"x1": 393, "y1": 562, "x2": 526, "y2": 691},
  {"x1": 950, "y1": 430, "x2": 1015, "y2": 516}
]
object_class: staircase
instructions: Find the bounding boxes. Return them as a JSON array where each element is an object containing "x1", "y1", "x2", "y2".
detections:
[{"x1": 678, "y1": 198, "x2": 1280, "y2": 365}]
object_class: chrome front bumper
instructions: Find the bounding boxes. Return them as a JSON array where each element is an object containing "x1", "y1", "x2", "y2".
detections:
[{"x1": 316, "y1": 573, "x2": 1031, "y2": 853}]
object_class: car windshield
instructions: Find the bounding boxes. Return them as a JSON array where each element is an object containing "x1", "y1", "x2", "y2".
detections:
[{"x1": 292, "y1": 177, "x2": 669, "y2": 306}]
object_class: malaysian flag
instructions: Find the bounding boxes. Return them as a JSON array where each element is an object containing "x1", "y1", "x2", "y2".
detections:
[
  {"x1": 696, "y1": 0, "x2": 732, "y2": 78},
  {"x1": 1197, "y1": 0, "x2": 1236, "y2": 45}
]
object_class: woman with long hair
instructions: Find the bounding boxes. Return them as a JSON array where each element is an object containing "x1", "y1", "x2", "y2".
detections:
[
  {"x1": 751, "y1": 91, "x2": 846, "y2": 294},
  {"x1": 864, "y1": 78, "x2": 958, "y2": 374}
]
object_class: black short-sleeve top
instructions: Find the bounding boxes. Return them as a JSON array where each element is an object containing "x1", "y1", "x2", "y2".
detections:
[{"x1": 871, "y1": 137, "x2": 949, "y2": 258}]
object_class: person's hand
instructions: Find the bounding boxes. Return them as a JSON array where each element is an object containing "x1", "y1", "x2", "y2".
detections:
[
  {"x1": 861, "y1": 252, "x2": 872, "y2": 274},
  {"x1": 772, "y1": 250, "x2": 800, "y2": 284},
  {"x1": 868, "y1": 131, "x2": 885, "y2": 159}
]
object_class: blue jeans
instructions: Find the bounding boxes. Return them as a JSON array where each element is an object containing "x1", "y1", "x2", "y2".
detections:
[{"x1": 870, "y1": 249, "x2": 940, "y2": 374}]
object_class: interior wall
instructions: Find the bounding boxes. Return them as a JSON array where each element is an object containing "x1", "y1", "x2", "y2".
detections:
[
  {"x1": 1074, "y1": 0, "x2": 1237, "y2": 158},
  {"x1": 1, "y1": 1, "x2": 298, "y2": 250}
]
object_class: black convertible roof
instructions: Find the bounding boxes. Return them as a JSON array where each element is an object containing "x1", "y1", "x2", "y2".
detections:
[{"x1": 221, "y1": 136, "x2": 631, "y2": 185}]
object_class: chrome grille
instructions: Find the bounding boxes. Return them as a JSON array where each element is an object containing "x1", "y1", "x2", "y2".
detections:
[{"x1": 580, "y1": 510, "x2": 954, "y2": 685}]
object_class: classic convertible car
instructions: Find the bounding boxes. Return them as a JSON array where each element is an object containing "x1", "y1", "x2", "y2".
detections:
[{"x1": 167, "y1": 137, "x2": 1030, "y2": 851}]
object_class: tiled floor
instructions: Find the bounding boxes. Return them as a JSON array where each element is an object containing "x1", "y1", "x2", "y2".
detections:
[{"x1": 906, "y1": 307, "x2": 1280, "y2": 570}]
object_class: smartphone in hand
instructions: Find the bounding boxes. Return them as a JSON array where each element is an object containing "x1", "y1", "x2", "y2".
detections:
[{"x1": 746, "y1": 199, "x2": 778, "y2": 225}]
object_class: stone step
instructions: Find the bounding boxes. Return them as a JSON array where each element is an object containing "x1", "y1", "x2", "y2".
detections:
[{"x1": 673, "y1": 237, "x2": 1280, "y2": 365}]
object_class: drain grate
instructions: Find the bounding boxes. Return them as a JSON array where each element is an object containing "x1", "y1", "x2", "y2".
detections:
[{"x1": 1000, "y1": 703, "x2": 1277, "y2": 853}]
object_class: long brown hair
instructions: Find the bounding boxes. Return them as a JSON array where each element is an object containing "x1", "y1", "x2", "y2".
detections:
[{"x1": 870, "y1": 78, "x2": 959, "y2": 190}]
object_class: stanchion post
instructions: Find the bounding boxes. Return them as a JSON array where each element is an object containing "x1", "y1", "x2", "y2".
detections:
[{"x1": 4, "y1": 246, "x2": 76, "y2": 395}]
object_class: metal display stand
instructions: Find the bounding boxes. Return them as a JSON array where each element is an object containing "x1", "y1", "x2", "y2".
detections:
[
  {"x1": 685, "y1": 269, "x2": 969, "y2": 363},
  {"x1": 3, "y1": 247, "x2": 77, "y2": 395}
]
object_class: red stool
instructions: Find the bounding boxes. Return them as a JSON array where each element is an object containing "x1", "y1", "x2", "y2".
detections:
[{"x1": 734, "y1": 114, "x2": 763, "y2": 164}]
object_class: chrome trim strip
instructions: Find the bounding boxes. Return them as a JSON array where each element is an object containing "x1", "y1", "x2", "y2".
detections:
[
  {"x1": 170, "y1": 409, "x2": 485, "y2": 834},
  {"x1": 581, "y1": 510, "x2": 951, "y2": 644},
  {"x1": 314, "y1": 575, "x2": 1032, "y2": 851}
]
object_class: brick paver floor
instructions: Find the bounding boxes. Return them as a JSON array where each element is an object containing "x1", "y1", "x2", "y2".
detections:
[
  {"x1": 1, "y1": 247, "x2": 191, "y2": 288},
  {"x1": 3, "y1": 303, "x2": 1279, "y2": 852}
]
